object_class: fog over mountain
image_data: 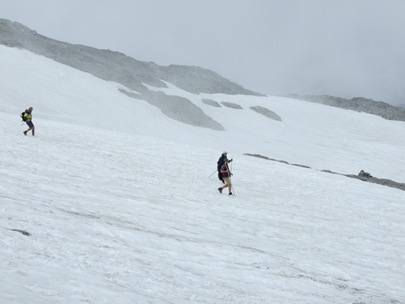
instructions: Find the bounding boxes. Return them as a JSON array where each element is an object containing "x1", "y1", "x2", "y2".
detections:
[
  {"x1": 2, "y1": 19, "x2": 405, "y2": 126},
  {"x1": 2, "y1": 1, "x2": 405, "y2": 107}
]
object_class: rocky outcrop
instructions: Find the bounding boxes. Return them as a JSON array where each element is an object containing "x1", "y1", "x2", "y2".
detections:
[
  {"x1": 250, "y1": 106, "x2": 282, "y2": 121},
  {"x1": 221, "y1": 102, "x2": 243, "y2": 109},
  {"x1": 201, "y1": 99, "x2": 222, "y2": 107},
  {"x1": 245, "y1": 153, "x2": 405, "y2": 192},
  {"x1": 283, "y1": 94, "x2": 405, "y2": 122}
]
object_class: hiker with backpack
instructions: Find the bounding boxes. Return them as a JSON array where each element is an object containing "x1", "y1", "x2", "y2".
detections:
[
  {"x1": 217, "y1": 152, "x2": 232, "y2": 183},
  {"x1": 22, "y1": 107, "x2": 35, "y2": 136},
  {"x1": 217, "y1": 159, "x2": 233, "y2": 195}
]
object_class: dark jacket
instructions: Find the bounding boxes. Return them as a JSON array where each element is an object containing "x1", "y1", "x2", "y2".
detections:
[{"x1": 217, "y1": 154, "x2": 232, "y2": 171}]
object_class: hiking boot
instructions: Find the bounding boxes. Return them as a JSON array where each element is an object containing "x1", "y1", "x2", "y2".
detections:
[
  {"x1": 218, "y1": 187, "x2": 223, "y2": 194},
  {"x1": 23, "y1": 131, "x2": 27, "y2": 135},
  {"x1": 229, "y1": 192, "x2": 233, "y2": 195}
]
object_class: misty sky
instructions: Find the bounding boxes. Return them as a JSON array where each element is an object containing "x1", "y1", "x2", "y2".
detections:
[{"x1": 1, "y1": 0, "x2": 405, "y2": 105}]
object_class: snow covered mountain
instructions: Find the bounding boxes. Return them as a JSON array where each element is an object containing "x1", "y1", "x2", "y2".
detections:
[
  {"x1": 1, "y1": 29, "x2": 404, "y2": 303},
  {"x1": 0, "y1": 19, "x2": 262, "y2": 131}
]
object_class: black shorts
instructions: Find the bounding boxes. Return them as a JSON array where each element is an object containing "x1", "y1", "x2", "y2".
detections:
[{"x1": 26, "y1": 121, "x2": 34, "y2": 128}]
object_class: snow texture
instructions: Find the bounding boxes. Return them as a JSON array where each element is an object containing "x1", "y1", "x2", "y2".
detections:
[{"x1": 1, "y1": 46, "x2": 405, "y2": 304}]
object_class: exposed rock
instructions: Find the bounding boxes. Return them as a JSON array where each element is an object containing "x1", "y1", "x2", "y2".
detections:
[
  {"x1": 250, "y1": 106, "x2": 282, "y2": 121},
  {"x1": 346, "y1": 175, "x2": 405, "y2": 191},
  {"x1": 201, "y1": 99, "x2": 222, "y2": 107},
  {"x1": 118, "y1": 88, "x2": 142, "y2": 99},
  {"x1": 291, "y1": 164, "x2": 311, "y2": 169},
  {"x1": 221, "y1": 102, "x2": 243, "y2": 109},
  {"x1": 161, "y1": 65, "x2": 262, "y2": 96},
  {"x1": 245, "y1": 153, "x2": 405, "y2": 192},
  {"x1": 119, "y1": 89, "x2": 224, "y2": 130},
  {"x1": 244, "y1": 153, "x2": 289, "y2": 164},
  {"x1": 141, "y1": 91, "x2": 225, "y2": 130},
  {"x1": 358, "y1": 170, "x2": 372, "y2": 178},
  {"x1": 10, "y1": 229, "x2": 31, "y2": 236},
  {"x1": 283, "y1": 94, "x2": 405, "y2": 123}
]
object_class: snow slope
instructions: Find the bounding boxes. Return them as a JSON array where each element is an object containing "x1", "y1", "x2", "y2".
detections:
[
  {"x1": 1, "y1": 46, "x2": 404, "y2": 182},
  {"x1": 1, "y1": 46, "x2": 404, "y2": 304}
]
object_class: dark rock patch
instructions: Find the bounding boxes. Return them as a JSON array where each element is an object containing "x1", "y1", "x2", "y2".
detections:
[
  {"x1": 283, "y1": 94, "x2": 405, "y2": 123},
  {"x1": 201, "y1": 98, "x2": 221, "y2": 107},
  {"x1": 347, "y1": 172, "x2": 405, "y2": 192},
  {"x1": 221, "y1": 102, "x2": 243, "y2": 109},
  {"x1": 120, "y1": 89, "x2": 225, "y2": 131},
  {"x1": 245, "y1": 153, "x2": 405, "y2": 192},
  {"x1": 10, "y1": 229, "x2": 31, "y2": 236},
  {"x1": 250, "y1": 106, "x2": 282, "y2": 121},
  {"x1": 291, "y1": 163, "x2": 311, "y2": 169}
]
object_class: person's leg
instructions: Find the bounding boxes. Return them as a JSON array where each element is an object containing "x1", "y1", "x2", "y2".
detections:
[
  {"x1": 24, "y1": 121, "x2": 34, "y2": 135},
  {"x1": 220, "y1": 178, "x2": 231, "y2": 194},
  {"x1": 226, "y1": 179, "x2": 233, "y2": 195},
  {"x1": 24, "y1": 127, "x2": 33, "y2": 135},
  {"x1": 218, "y1": 177, "x2": 229, "y2": 193}
]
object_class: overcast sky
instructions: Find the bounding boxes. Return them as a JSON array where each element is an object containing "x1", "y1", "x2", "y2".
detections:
[{"x1": 2, "y1": 0, "x2": 405, "y2": 106}]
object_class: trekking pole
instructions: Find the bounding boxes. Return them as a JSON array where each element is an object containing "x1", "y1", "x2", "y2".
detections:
[{"x1": 208, "y1": 169, "x2": 217, "y2": 178}]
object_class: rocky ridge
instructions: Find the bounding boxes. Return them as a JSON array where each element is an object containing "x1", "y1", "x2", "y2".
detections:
[{"x1": 284, "y1": 94, "x2": 405, "y2": 123}]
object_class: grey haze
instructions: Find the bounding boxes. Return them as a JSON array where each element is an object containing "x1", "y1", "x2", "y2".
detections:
[{"x1": 1, "y1": 0, "x2": 404, "y2": 106}]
